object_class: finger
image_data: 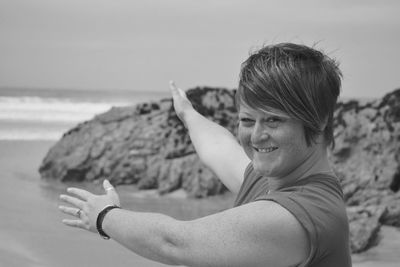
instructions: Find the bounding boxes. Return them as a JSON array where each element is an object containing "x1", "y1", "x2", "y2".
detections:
[
  {"x1": 59, "y1": 205, "x2": 82, "y2": 217},
  {"x1": 60, "y1": 194, "x2": 85, "y2": 209},
  {"x1": 103, "y1": 179, "x2": 115, "y2": 192},
  {"x1": 170, "y1": 80, "x2": 189, "y2": 99},
  {"x1": 170, "y1": 80, "x2": 179, "y2": 97},
  {"x1": 62, "y1": 219, "x2": 85, "y2": 229},
  {"x1": 103, "y1": 180, "x2": 120, "y2": 204},
  {"x1": 169, "y1": 80, "x2": 177, "y2": 90},
  {"x1": 66, "y1": 187, "x2": 92, "y2": 201}
]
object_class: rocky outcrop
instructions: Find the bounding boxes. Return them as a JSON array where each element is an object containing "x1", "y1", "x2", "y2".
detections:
[
  {"x1": 39, "y1": 87, "x2": 237, "y2": 198},
  {"x1": 329, "y1": 89, "x2": 400, "y2": 252},
  {"x1": 331, "y1": 89, "x2": 400, "y2": 204},
  {"x1": 39, "y1": 86, "x2": 400, "y2": 253},
  {"x1": 347, "y1": 205, "x2": 387, "y2": 253}
]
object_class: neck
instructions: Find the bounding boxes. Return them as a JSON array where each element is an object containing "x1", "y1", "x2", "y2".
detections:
[{"x1": 267, "y1": 145, "x2": 332, "y2": 192}]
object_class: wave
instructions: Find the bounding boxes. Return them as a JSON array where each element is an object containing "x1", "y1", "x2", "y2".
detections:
[
  {"x1": 0, "y1": 96, "x2": 132, "y2": 140},
  {"x1": 0, "y1": 88, "x2": 168, "y2": 140},
  {"x1": 0, "y1": 129, "x2": 65, "y2": 141},
  {"x1": 0, "y1": 96, "x2": 128, "y2": 123}
]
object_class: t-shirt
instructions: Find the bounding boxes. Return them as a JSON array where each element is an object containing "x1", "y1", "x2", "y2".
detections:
[{"x1": 234, "y1": 163, "x2": 352, "y2": 267}]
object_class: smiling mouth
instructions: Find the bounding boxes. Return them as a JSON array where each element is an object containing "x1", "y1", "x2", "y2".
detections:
[{"x1": 253, "y1": 146, "x2": 278, "y2": 153}]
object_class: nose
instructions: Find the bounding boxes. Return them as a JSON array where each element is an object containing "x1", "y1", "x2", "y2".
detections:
[{"x1": 250, "y1": 121, "x2": 270, "y2": 145}]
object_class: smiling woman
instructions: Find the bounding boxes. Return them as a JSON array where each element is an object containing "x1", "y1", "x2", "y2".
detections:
[
  {"x1": 233, "y1": 44, "x2": 350, "y2": 266},
  {"x1": 236, "y1": 42, "x2": 341, "y2": 184},
  {"x1": 60, "y1": 43, "x2": 351, "y2": 267}
]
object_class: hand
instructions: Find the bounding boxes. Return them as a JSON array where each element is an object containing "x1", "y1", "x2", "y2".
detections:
[
  {"x1": 59, "y1": 179, "x2": 120, "y2": 233},
  {"x1": 169, "y1": 80, "x2": 194, "y2": 123}
]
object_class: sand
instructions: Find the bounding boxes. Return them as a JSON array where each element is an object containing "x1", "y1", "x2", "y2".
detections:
[{"x1": 352, "y1": 226, "x2": 400, "y2": 267}]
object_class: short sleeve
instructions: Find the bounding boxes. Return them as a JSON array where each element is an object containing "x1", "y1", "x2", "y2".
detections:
[
  {"x1": 256, "y1": 191, "x2": 318, "y2": 266},
  {"x1": 254, "y1": 179, "x2": 349, "y2": 267}
]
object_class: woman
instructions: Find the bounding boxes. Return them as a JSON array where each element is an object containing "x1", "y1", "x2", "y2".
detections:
[{"x1": 60, "y1": 43, "x2": 351, "y2": 267}]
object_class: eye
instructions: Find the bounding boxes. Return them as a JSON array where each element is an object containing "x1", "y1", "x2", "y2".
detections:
[
  {"x1": 266, "y1": 117, "x2": 281, "y2": 122},
  {"x1": 265, "y1": 117, "x2": 283, "y2": 127},
  {"x1": 239, "y1": 117, "x2": 254, "y2": 126}
]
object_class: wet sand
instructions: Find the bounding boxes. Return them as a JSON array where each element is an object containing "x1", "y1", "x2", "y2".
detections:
[{"x1": 352, "y1": 226, "x2": 400, "y2": 267}]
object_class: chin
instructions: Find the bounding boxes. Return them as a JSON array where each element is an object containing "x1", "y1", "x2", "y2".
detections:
[{"x1": 253, "y1": 164, "x2": 273, "y2": 177}]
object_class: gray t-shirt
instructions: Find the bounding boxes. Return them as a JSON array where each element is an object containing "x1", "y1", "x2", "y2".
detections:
[{"x1": 234, "y1": 163, "x2": 352, "y2": 267}]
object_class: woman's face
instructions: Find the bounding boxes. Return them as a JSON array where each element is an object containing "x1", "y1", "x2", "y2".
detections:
[{"x1": 238, "y1": 104, "x2": 318, "y2": 178}]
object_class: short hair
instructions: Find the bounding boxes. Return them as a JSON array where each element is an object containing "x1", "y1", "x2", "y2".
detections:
[{"x1": 236, "y1": 43, "x2": 342, "y2": 148}]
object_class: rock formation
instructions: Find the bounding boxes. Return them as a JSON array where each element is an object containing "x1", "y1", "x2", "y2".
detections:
[
  {"x1": 330, "y1": 88, "x2": 400, "y2": 252},
  {"x1": 39, "y1": 87, "x2": 237, "y2": 198},
  {"x1": 39, "y1": 87, "x2": 400, "y2": 253}
]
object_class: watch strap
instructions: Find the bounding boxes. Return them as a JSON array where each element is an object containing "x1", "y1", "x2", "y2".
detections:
[{"x1": 96, "y1": 205, "x2": 120, "y2": 240}]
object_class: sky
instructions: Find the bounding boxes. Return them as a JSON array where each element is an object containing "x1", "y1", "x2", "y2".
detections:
[{"x1": 0, "y1": 0, "x2": 399, "y2": 98}]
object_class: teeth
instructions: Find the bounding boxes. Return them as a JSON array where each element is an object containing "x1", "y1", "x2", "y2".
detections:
[{"x1": 255, "y1": 147, "x2": 277, "y2": 153}]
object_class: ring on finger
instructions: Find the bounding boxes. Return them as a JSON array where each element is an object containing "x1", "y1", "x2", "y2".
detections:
[{"x1": 76, "y1": 209, "x2": 82, "y2": 217}]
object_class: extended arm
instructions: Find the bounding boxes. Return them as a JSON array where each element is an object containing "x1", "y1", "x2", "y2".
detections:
[
  {"x1": 60, "y1": 181, "x2": 309, "y2": 267},
  {"x1": 170, "y1": 81, "x2": 250, "y2": 193},
  {"x1": 100, "y1": 201, "x2": 309, "y2": 267}
]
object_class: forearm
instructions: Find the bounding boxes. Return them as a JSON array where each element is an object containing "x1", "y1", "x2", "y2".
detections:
[
  {"x1": 183, "y1": 109, "x2": 248, "y2": 192},
  {"x1": 184, "y1": 109, "x2": 235, "y2": 158},
  {"x1": 102, "y1": 208, "x2": 184, "y2": 265}
]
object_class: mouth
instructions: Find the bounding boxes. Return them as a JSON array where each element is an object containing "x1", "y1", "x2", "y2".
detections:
[{"x1": 253, "y1": 146, "x2": 278, "y2": 153}]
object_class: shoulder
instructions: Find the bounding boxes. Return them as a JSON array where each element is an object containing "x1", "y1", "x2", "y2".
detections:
[
  {"x1": 260, "y1": 174, "x2": 348, "y2": 232},
  {"x1": 255, "y1": 175, "x2": 349, "y2": 266}
]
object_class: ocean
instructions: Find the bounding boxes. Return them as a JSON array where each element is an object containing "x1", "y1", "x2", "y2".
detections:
[{"x1": 0, "y1": 87, "x2": 170, "y2": 140}]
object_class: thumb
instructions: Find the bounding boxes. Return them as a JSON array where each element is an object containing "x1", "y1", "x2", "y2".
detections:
[
  {"x1": 103, "y1": 179, "x2": 119, "y2": 203},
  {"x1": 169, "y1": 80, "x2": 188, "y2": 100}
]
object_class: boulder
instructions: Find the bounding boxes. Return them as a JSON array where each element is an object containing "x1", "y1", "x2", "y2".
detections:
[
  {"x1": 329, "y1": 88, "x2": 400, "y2": 253},
  {"x1": 330, "y1": 89, "x2": 400, "y2": 227},
  {"x1": 39, "y1": 87, "x2": 238, "y2": 198},
  {"x1": 347, "y1": 205, "x2": 387, "y2": 253}
]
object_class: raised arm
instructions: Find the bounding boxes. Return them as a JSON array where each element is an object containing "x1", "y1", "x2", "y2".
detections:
[{"x1": 170, "y1": 81, "x2": 250, "y2": 193}]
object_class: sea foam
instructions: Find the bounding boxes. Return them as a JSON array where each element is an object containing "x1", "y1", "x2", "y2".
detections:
[
  {"x1": 0, "y1": 88, "x2": 167, "y2": 140},
  {"x1": 0, "y1": 96, "x2": 124, "y2": 122},
  {"x1": 0, "y1": 96, "x2": 128, "y2": 140}
]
